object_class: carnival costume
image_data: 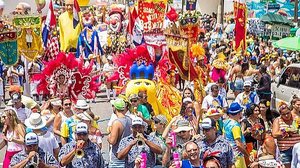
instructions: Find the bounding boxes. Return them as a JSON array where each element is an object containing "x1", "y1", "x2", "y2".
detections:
[
  {"x1": 211, "y1": 52, "x2": 229, "y2": 82},
  {"x1": 32, "y1": 52, "x2": 100, "y2": 101},
  {"x1": 107, "y1": 45, "x2": 181, "y2": 121},
  {"x1": 58, "y1": 10, "x2": 82, "y2": 51}
]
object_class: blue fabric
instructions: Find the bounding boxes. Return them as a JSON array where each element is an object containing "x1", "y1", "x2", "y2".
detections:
[{"x1": 76, "y1": 28, "x2": 103, "y2": 58}]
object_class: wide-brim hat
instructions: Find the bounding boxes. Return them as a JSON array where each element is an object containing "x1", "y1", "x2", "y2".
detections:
[
  {"x1": 74, "y1": 100, "x2": 89, "y2": 110},
  {"x1": 25, "y1": 113, "x2": 47, "y2": 130},
  {"x1": 173, "y1": 120, "x2": 193, "y2": 133},
  {"x1": 227, "y1": 102, "x2": 243, "y2": 114}
]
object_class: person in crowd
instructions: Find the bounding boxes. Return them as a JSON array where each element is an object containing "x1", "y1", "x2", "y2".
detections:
[
  {"x1": 241, "y1": 104, "x2": 264, "y2": 164},
  {"x1": 205, "y1": 108, "x2": 224, "y2": 135},
  {"x1": 128, "y1": 94, "x2": 151, "y2": 125},
  {"x1": 256, "y1": 65, "x2": 272, "y2": 101},
  {"x1": 10, "y1": 132, "x2": 58, "y2": 168},
  {"x1": 176, "y1": 98, "x2": 199, "y2": 134},
  {"x1": 107, "y1": 98, "x2": 132, "y2": 167},
  {"x1": 61, "y1": 99, "x2": 89, "y2": 144},
  {"x1": 150, "y1": 115, "x2": 168, "y2": 166},
  {"x1": 248, "y1": 123, "x2": 281, "y2": 168},
  {"x1": 290, "y1": 96, "x2": 300, "y2": 121},
  {"x1": 182, "y1": 87, "x2": 202, "y2": 127},
  {"x1": 59, "y1": 122, "x2": 105, "y2": 168},
  {"x1": 235, "y1": 81, "x2": 259, "y2": 110},
  {"x1": 217, "y1": 77, "x2": 227, "y2": 99},
  {"x1": 198, "y1": 118, "x2": 234, "y2": 168},
  {"x1": 53, "y1": 97, "x2": 73, "y2": 147},
  {"x1": 162, "y1": 119, "x2": 193, "y2": 166},
  {"x1": 203, "y1": 155, "x2": 222, "y2": 168},
  {"x1": 7, "y1": 85, "x2": 40, "y2": 110},
  {"x1": 25, "y1": 113, "x2": 60, "y2": 159},
  {"x1": 170, "y1": 141, "x2": 201, "y2": 168},
  {"x1": 103, "y1": 55, "x2": 117, "y2": 100},
  {"x1": 11, "y1": 92, "x2": 32, "y2": 123},
  {"x1": 272, "y1": 102, "x2": 300, "y2": 168},
  {"x1": 117, "y1": 117, "x2": 162, "y2": 168},
  {"x1": 229, "y1": 59, "x2": 244, "y2": 98},
  {"x1": 259, "y1": 99, "x2": 279, "y2": 132},
  {"x1": 138, "y1": 90, "x2": 154, "y2": 133},
  {"x1": 202, "y1": 84, "x2": 228, "y2": 113},
  {"x1": 80, "y1": 111, "x2": 103, "y2": 149},
  {"x1": 0, "y1": 107, "x2": 25, "y2": 168},
  {"x1": 223, "y1": 102, "x2": 248, "y2": 168},
  {"x1": 292, "y1": 142, "x2": 300, "y2": 168},
  {"x1": 41, "y1": 98, "x2": 62, "y2": 132}
]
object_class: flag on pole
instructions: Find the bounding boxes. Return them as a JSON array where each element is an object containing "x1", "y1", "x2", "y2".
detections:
[
  {"x1": 73, "y1": 0, "x2": 80, "y2": 29},
  {"x1": 42, "y1": 0, "x2": 56, "y2": 48},
  {"x1": 234, "y1": 0, "x2": 247, "y2": 53},
  {"x1": 128, "y1": 7, "x2": 138, "y2": 35}
]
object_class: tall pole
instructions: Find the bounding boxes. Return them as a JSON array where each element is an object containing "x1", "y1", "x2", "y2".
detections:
[
  {"x1": 295, "y1": 0, "x2": 299, "y2": 27},
  {"x1": 220, "y1": 0, "x2": 224, "y2": 25}
]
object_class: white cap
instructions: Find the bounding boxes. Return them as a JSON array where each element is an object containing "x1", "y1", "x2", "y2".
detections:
[
  {"x1": 132, "y1": 117, "x2": 143, "y2": 126},
  {"x1": 75, "y1": 122, "x2": 88, "y2": 134},
  {"x1": 25, "y1": 132, "x2": 39, "y2": 146},
  {"x1": 244, "y1": 81, "x2": 252, "y2": 87}
]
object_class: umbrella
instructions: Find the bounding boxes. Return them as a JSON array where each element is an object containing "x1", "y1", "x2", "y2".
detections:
[{"x1": 273, "y1": 36, "x2": 300, "y2": 51}]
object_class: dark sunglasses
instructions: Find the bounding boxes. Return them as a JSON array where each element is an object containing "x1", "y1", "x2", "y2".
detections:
[
  {"x1": 64, "y1": 103, "x2": 71, "y2": 106},
  {"x1": 131, "y1": 99, "x2": 138, "y2": 103},
  {"x1": 203, "y1": 128, "x2": 211, "y2": 132},
  {"x1": 178, "y1": 130, "x2": 187, "y2": 134},
  {"x1": 77, "y1": 132, "x2": 88, "y2": 136}
]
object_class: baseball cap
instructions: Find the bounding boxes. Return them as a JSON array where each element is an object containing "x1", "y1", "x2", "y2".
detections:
[
  {"x1": 201, "y1": 118, "x2": 216, "y2": 129},
  {"x1": 174, "y1": 120, "x2": 193, "y2": 133},
  {"x1": 25, "y1": 132, "x2": 39, "y2": 146},
  {"x1": 244, "y1": 81, "x2": 252, "y2": 87},
  {"x1": 132, "y1": 117, "x2": 143, "y2": 126},
  {"x1": 153, "y1": 115, "x2": 167, "y2": 124},
  {"x1": 75, "y1": 122, "x2": 88, "y2": 134},
  {"x1": 182, "y1": 97, "x2": 193, "y2": 103},
  {"x1": 110, "y1": 98, "x2": 126, "y2": 111}
]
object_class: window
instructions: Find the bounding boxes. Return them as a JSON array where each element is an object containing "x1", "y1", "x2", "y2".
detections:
[{"x1": 280, "y1": 67, "x2": 300, "y2": 88}]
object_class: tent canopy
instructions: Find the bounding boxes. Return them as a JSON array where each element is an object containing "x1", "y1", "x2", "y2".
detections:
[{"x1": 260, "y1": 13, "x2": 293, "y2": 26}]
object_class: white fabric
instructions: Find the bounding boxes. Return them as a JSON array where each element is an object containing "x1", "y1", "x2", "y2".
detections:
[
  {"x1": 202, "y1": 94, "x2": 228, "y2": 110},
  {"x1": 292, "y1": 142, "x2": 300, "y2": 168},
  {"x1": 38, "y1": 131, "x2": 59, "y2": 155},
  {"x1": 15, "y1": 107, "x2": 31, "y2": 123},
  {"x1": 6, "y1": 130, "x2": 23, "y2": 152}
]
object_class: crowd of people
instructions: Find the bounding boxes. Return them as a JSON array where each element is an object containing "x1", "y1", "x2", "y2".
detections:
[{"x1": 0, "y1": 0, "x2": 300, "y2": 168}]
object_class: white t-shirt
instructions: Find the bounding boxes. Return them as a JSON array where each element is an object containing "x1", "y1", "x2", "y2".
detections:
[
  {"x1": 15, "y1": 107, "x2": 31, "y2": 123},
  {"x1": 38, "y1": 131, "x2": 59, "y2": 155},
  {"x1": 202, "y1": 94, "x2": 228, "y2": 110}
]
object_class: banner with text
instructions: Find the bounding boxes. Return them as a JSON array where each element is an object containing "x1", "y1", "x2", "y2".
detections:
[{"x1": 138, "y1": 0, "x2": 167, "y2": 34}]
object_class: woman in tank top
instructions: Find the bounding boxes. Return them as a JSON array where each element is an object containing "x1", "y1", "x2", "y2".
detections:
[
  {"x1": 0, "y1": 107, "x2": 25, "y2": 168},
  {"x1": 272, "y1": 102, "x2": 300, "y2": 168},
  {"x1": 53, "y1": 97, "x2": 73, "y2": 147}
]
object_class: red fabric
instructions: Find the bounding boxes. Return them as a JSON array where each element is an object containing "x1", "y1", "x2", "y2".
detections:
[
  {"x1": 166, "y1": 7, "x2": 178, "y2": 22},
  {"x1": 127, "y1": 7, "x2": 138, "y2": 35},
  {"x1": 234, "y1": 1, "x2": 246, "y2": 52},
  {"x1": 168, "y1": 49, "x2": 197, "y2": 81},
  {"x1": 3, "y1": 150, "x2": 20, "y2": 168}
]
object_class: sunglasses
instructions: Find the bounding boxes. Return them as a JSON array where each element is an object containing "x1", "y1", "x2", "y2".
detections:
[
  {"x1": 178, "y1": 130, "x2": 187, "y2": 134},
  {"x1": 64, "y1": 103, "x2": 71, "y2": 106},
  {"x1": 131, "y1": 99, "x2": 138, "y2": 103},
  {"x1": 132, "y1": 125, "x2": 143, "y2": 129},
  {"x1": 203, "y1": 128, "x2": 212, "y2": 132},
  {"x1": 77, "y1": 132, "x2": 88, "y2": 136}
]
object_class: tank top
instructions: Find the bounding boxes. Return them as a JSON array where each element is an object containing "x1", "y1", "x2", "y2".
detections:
[
  {"x1": 110, "y1": 116, "x2": 132, "y2": 162},
  {"x1": 6, "y1": 130, "x2": 23, "y2": 152},
  {"x1": 277, "y1": 118, "x2": 300, "y2": 151}
]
